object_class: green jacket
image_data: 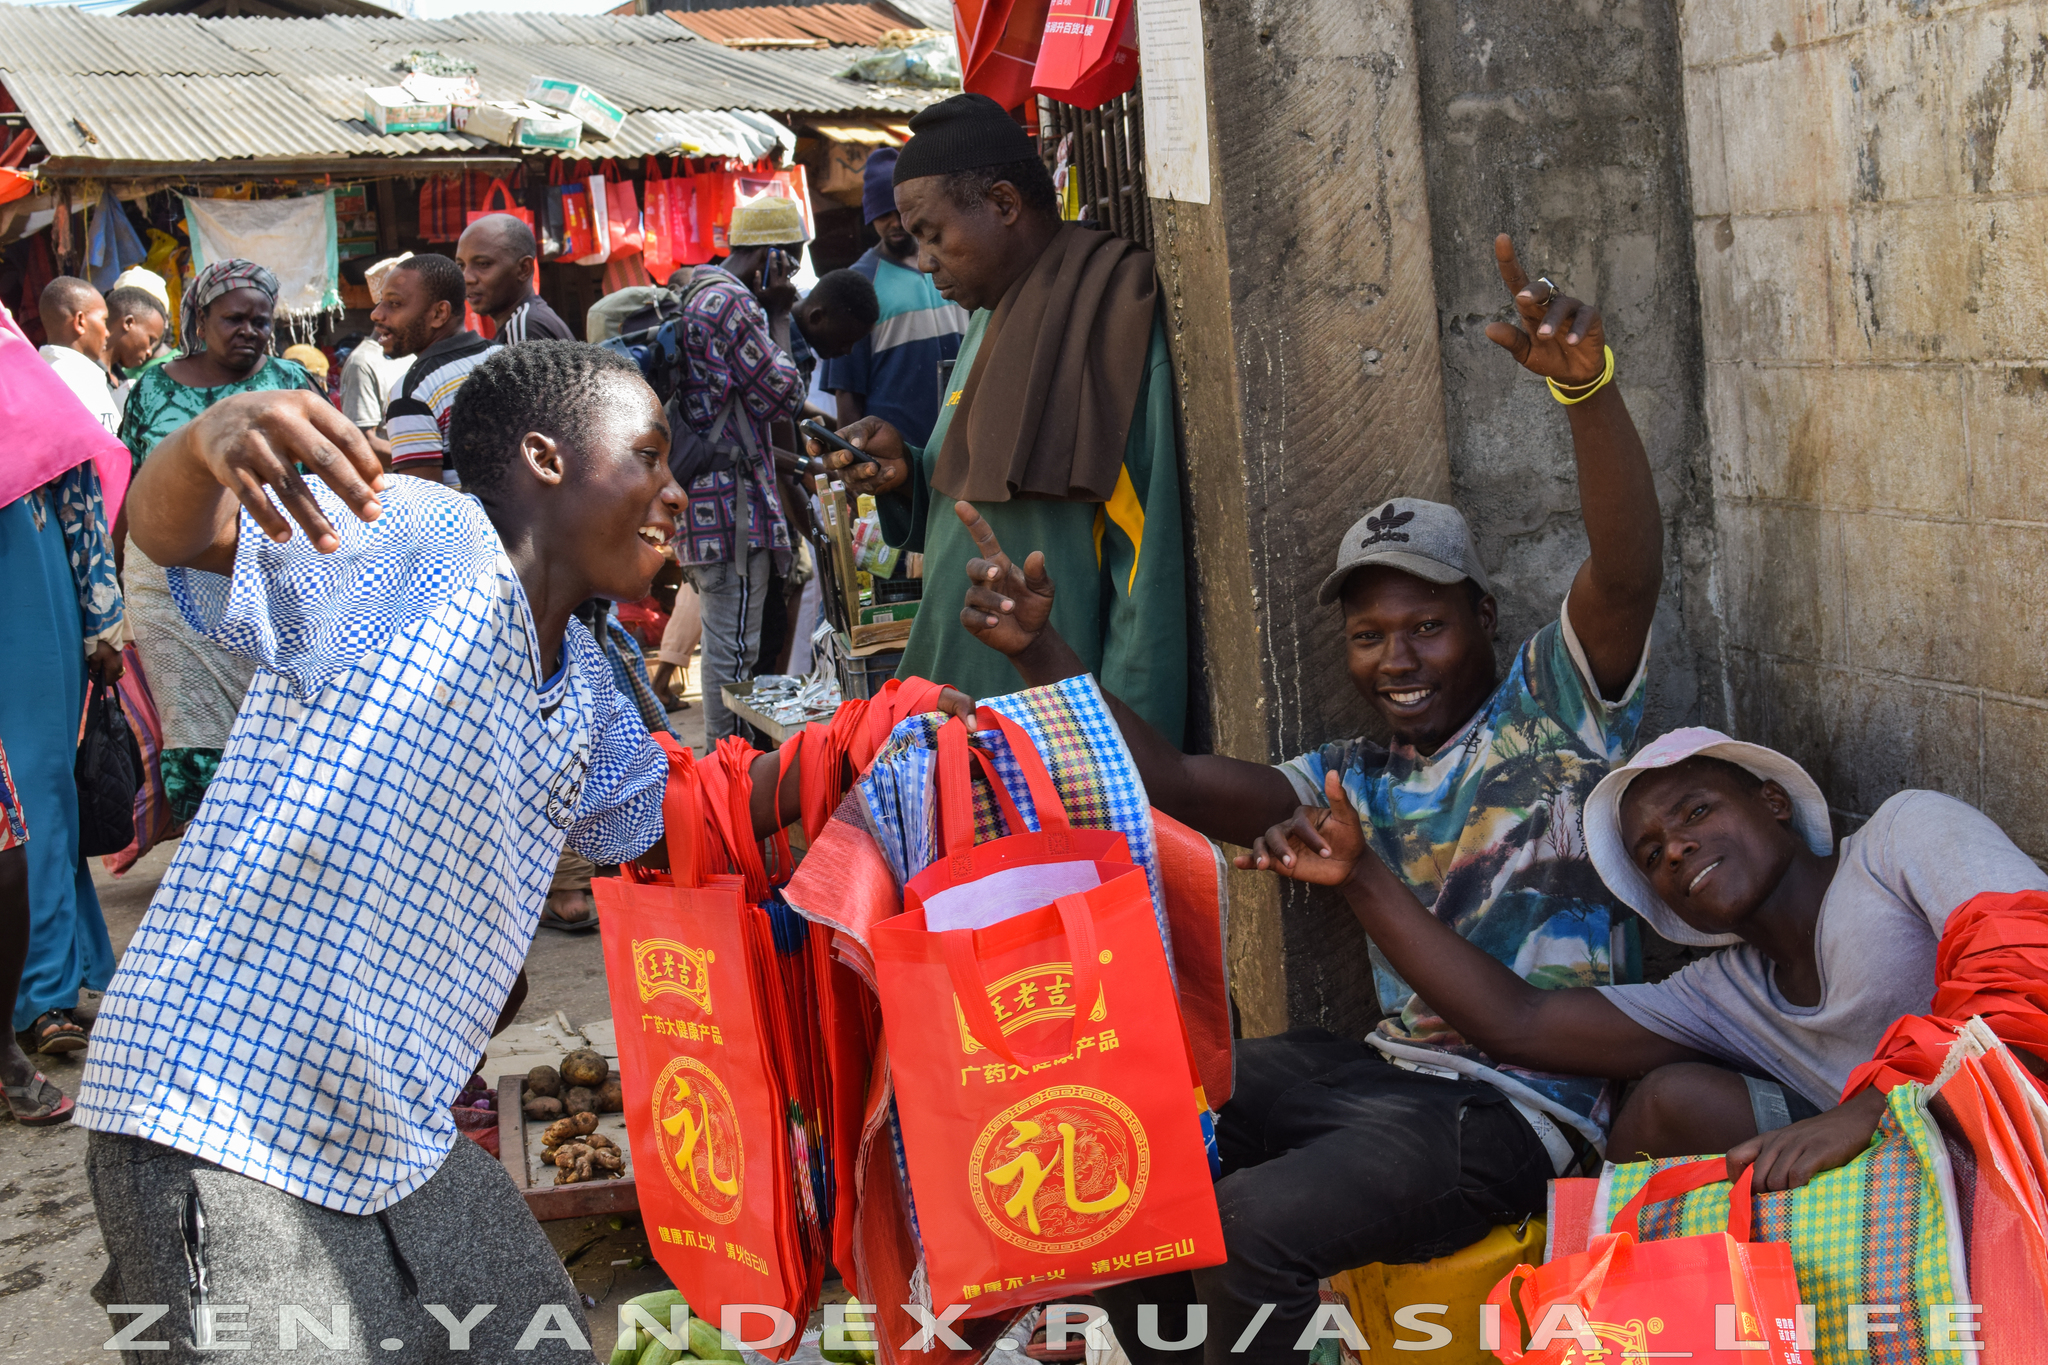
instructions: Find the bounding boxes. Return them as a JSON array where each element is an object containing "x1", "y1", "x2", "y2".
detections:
[{"x1": 877, "y1": 306, "x2": 1187, "y2": 745}]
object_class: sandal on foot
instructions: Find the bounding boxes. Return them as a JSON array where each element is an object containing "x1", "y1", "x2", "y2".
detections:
[
  {"x1": 538, "y1": 894, "x2": 601, "y2": 934},
  {"x1": 2, "y1": 1072, "x2": 74, "y2": 1125},
  {"x1": 20, "y1": 1010, "x2": 86, "y2": 1055}
]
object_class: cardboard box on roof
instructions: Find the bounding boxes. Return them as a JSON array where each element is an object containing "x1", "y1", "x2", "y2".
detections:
[
  {"x1": 465, "y1": 101, "x2": 582, "y2": 151},
  {"x1": 525, "y1": 77, "x2": 626, "y2": 140},
  {"x1": 362, "y1": 86, "x2": 449, "y2": 134}
]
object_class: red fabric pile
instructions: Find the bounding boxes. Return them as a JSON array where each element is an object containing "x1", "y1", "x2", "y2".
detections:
[{"x1": 1843, "y1": 889, "x2": 2048, "y2": 1100}]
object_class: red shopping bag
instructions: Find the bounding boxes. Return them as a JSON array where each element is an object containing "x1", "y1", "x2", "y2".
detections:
[
  {"x1": 595, "y1": 736, "x2": 809, "y2": 1354},
  {"x1": 958, "y1": 0, "x2": 1053, "y2": 110},
  {"x1": 1031, "y1": 0, "x2": 1138, "y2": 109},
  {"x1": 602, "y1": 160, "x2": 643, "y2": 260},
  {"x1": 705, "y1": 163, "x2": 814, "y2": 254},
  {"x1": 1488, "y1": 1160, "x2": 1802, "y2": 1364},
  {"x1": 576, "y1": 163, "x2": 612, "y2": 266},
  {"x1": 641, "y1": 157, "x2": 678, "y2": 282},
  {"x1": 873, "y1": 714, "x2": 1225, "y2": 1320},
  {"x1": 556, "y1": 165, "x2": 600, "y2": 263},
  {"x1": 466, "y1": 175, "x2": 535, "y2": 232}
]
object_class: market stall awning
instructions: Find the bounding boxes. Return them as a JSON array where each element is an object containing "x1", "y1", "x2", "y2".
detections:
[{"x1": 0, "y1": 7, "x2": 941, "y2": 176}]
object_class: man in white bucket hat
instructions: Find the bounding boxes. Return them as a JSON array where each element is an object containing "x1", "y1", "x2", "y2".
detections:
[{"x1": 1243, "y1": 723, "x2": 2047, "y2": 1193}]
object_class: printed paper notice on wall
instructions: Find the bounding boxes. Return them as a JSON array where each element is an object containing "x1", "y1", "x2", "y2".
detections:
[{"x1": 1135, "y1": 0, "x2": 1211, "y2": 204}]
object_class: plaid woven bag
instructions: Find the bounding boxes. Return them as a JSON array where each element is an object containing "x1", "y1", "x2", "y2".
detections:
[{"x1": 1563, "y1": 1086, "x2": 1972, "y2": 1365}]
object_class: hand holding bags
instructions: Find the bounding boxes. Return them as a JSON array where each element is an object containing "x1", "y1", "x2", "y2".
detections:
[
  {"x1": 1489, "y1": 1160, "x2": 1802, "y2": 1365},
  {"x1": 873, "y1": 713, "x2": 1225, "y2": 1320}
]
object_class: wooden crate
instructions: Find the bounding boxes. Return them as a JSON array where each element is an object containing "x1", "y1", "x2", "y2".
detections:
[{"x1": 496, "y1": 1075, "x2": 641, "y2": 1221}]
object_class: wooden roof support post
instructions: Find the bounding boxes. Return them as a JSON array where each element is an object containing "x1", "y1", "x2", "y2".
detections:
[{"x1": 1146, "y1": 0, "x2": 1452, "y2": 1039}]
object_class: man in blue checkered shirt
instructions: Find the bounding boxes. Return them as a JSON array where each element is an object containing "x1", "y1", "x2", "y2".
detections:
[{"x1": 74, "y1": 342, "x2": 688, "y2": 1358}]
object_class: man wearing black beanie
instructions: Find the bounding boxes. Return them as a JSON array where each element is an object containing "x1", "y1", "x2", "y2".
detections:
[{"x1": 808, "y1": 92, "x2": 1187, "y2": 743}]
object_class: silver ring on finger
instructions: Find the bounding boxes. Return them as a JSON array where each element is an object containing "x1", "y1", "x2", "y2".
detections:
[{"x1": 1534, "y1": 276, "x2": 1560, "y2": 305}]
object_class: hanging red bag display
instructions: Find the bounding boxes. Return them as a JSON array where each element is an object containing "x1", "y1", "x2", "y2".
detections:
[
  {"x1": 595, "y1": 737, "x2": 813, "y2": 1358},
  {"x1": 1031, "y1": 0, "x2": 1138, "y2": 110},
  {"x1": 957, "y1": 0, "x2": 1053, "y2": 110},
  {"x1": 1488, "y1": 1160, "x2": 1803, "y2": 1365},
  {"x1": 871, "y1": 714, "x2": 1225, "y2": 1320}
]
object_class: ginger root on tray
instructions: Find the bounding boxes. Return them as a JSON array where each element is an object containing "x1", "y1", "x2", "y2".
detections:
[{"x1": 551, "y1": 1139, "x2": 626, "y2": 1184}]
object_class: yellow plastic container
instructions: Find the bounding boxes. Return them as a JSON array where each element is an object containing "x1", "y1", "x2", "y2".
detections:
[{"x1": 1329, "y1": 1219, "x2": 1545, "y2": 1364}]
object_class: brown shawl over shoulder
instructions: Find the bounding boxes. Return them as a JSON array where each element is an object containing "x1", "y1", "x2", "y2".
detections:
[{"x1": 932, "y1": 222, "x2": 1156, "y2": 504}]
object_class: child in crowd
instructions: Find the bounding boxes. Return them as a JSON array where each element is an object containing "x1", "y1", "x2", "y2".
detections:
[
  {"x1": 77, "y1": 343, "x2": 681, "y2": 1356},
  {"x1": 75, "y1": 340, "x2": 966, "y2": 1357}
]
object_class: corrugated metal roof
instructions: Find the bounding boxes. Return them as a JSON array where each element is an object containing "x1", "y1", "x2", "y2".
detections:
[
  {"x1": 0, "y1": 6, "x2": 937, "y2": 168},
  {"x1": 666, "y1": 4, "x2": 906, "y2": 48}
]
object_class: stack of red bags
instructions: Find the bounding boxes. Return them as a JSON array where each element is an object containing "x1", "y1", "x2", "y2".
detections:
[{"x1": 592, "y1": 681, "x2": 960, "y2": 1355}]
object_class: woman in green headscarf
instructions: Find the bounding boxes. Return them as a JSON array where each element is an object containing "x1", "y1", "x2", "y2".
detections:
[{"x1": 118, "y1": 260, "x2": 323, "y2": 822}]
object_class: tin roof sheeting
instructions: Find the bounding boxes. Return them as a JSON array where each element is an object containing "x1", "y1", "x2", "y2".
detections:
[
  {"x1": 0, "y1": 5, "x2": 931, "y2": 169},
  {"x1": 665, "y1": 5, "x2": 908, "y2": 48}
]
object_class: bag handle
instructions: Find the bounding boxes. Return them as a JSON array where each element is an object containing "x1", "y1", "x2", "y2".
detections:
[
  {"x1": 941, "y1": 892, "x2": 1105, "y2": 1068},
  {"x1": 479, "y1": 177, "x2": 516, "y2": 213},
  {"x1": 654, "y1": 732, "x2": 705, "y2": 889},
  {"x1": 933, "y1": 711, "x2": 1073, "y2": 863},
  {"x1": 1609, "y1": 1157, "x2": 1755, "y2": 1242}
]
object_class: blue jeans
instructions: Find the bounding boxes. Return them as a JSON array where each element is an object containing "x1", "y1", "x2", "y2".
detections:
[{"x1": 690, "y1": 548, "x2": 771, "y2": 742}]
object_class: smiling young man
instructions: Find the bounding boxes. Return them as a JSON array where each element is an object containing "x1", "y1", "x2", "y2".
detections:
[
  {"x1": 73, "y1": 342, "x2": 684, "y2": 1358},
  {"x1": 810, "y1": 92, "x2": 1187, "y2": 742},
  {"x1": 957, "y1": 237, "x2": 1661, "y2": 1365},
  {"x1": 1238, "y1": 727, "x2": 2048, "y2": 1193}
]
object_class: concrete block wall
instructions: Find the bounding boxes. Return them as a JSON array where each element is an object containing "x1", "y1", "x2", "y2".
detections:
[
  {"x1": 1413, "y1": 0, "x2": 1719, "y2": 745},
  {"x1": 1683, "y1": 0, "x2": 2048, "y2": 849}
]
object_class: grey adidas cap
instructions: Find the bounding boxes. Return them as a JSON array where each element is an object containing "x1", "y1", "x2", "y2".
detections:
[{"x1": 1316, "y1": 498, "x2": 1493, "y2": 605}]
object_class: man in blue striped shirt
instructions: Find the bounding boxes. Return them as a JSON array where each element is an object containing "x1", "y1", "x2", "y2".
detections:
[{"x1": 822, "y1": 147, "x2": 970, "y2": 446}]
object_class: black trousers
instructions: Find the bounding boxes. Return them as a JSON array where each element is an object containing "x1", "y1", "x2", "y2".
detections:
[{"x1": 1095, "y1": 1030, "x2": 1551, "y2": 1365}]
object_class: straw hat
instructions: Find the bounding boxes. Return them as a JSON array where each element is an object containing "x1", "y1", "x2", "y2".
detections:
[
  {"x1": 727, "y1": 196, "x2": 807, "y2": 247},
  {"x1": 1584, "y1": 727, "x2": 1833, "y2": 949}
]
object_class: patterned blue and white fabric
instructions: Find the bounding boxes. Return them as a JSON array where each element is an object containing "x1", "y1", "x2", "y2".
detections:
[
  {"x1": 852, "y1": 673, "x2": 1170, "y2": 972},
  {"x1": 73, "y1": 477, "x2": 666, "y2": 1214}
]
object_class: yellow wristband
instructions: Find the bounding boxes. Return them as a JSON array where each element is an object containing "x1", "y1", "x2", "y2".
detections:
[{"x1": 1546, "y1": 346, "x2": 1615, "y2": 405}]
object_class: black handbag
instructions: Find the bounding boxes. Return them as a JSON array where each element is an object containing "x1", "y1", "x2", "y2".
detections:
[{"x1": 75, "y1": 679, "x2": 140, "y2": 857}]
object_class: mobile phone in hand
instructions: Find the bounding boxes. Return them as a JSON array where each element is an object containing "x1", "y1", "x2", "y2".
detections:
[{"x1": 800, "y1": 420, "x2": 863, "y2": 462}]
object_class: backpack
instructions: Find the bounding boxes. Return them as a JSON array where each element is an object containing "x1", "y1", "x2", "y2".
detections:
[{"x1": 658, "y1": 268, "x2": 765, "y2": 489}]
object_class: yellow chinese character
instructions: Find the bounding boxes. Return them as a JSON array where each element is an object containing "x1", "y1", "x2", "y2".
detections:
[
  {"x1": 984, "y1": 1064, "x2": 1006, "y2": 1083},
  {"x1": 1100, "y1": 1030, "x2": 1120, "y2": 1052},
  {"x1": 660, "y1": 1075, "x2": 739, "y2": 1196},
  {"x1": 963, "y1": 1285, "x2": 981, "y2": 1300},
  {"x1": 1006, "y1": 1277, "x2": 1024, "y2": 1290},
  {"x1": 1047, "y1": 975, "x2": 1070, "y2": 1007},
  {"x1": 983, "y1": 1120, "x2": 1132, "y2": 1233},
  {"x1": 1090, "y1": 1260, "x2": 1110, "y2": 1274},
  {"x1": 982, "y1": 1282, "x2": 1003, "y2": 1295},
  {"x1": 1015, "y1": 980, "x2": 1040, "y2": 1012}
]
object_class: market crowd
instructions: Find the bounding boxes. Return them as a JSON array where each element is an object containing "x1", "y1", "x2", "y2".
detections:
[{"x1": 1, "y1": 88, "x2": 2043, "y2": 1363}]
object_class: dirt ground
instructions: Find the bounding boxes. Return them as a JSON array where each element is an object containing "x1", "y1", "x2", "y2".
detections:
[{"x1": 0, "y1": 666, "x2": 871, "y2": 1363}]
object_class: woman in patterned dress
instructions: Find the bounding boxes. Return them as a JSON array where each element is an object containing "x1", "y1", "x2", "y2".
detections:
[
  {"x1": 0, "y1": 301, "x2": 126, "y2": 1062},
  {"x1": 118, "y1": 261, "x2": 321, "y2": 822}
]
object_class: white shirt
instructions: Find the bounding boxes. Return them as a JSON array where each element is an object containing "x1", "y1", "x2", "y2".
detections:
[
  {"x1": 40, "y1": 343, "x2": 119, "y2": 432},
  {"x1": 74, "y1": 478, "x2": 666, "y2": 1213}
]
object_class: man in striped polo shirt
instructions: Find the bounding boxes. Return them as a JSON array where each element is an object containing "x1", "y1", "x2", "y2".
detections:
[
  {"x1": 458, "y1": 213, "x2": 573, "y2": 345},
  {"x1": 375, "y1": 253, "x2": 496, "y2": 484}
]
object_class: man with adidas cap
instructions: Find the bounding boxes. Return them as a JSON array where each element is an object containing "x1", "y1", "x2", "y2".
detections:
[{"x1": 958, "y1": 236, "x2": 1668, "y2": 1364}]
